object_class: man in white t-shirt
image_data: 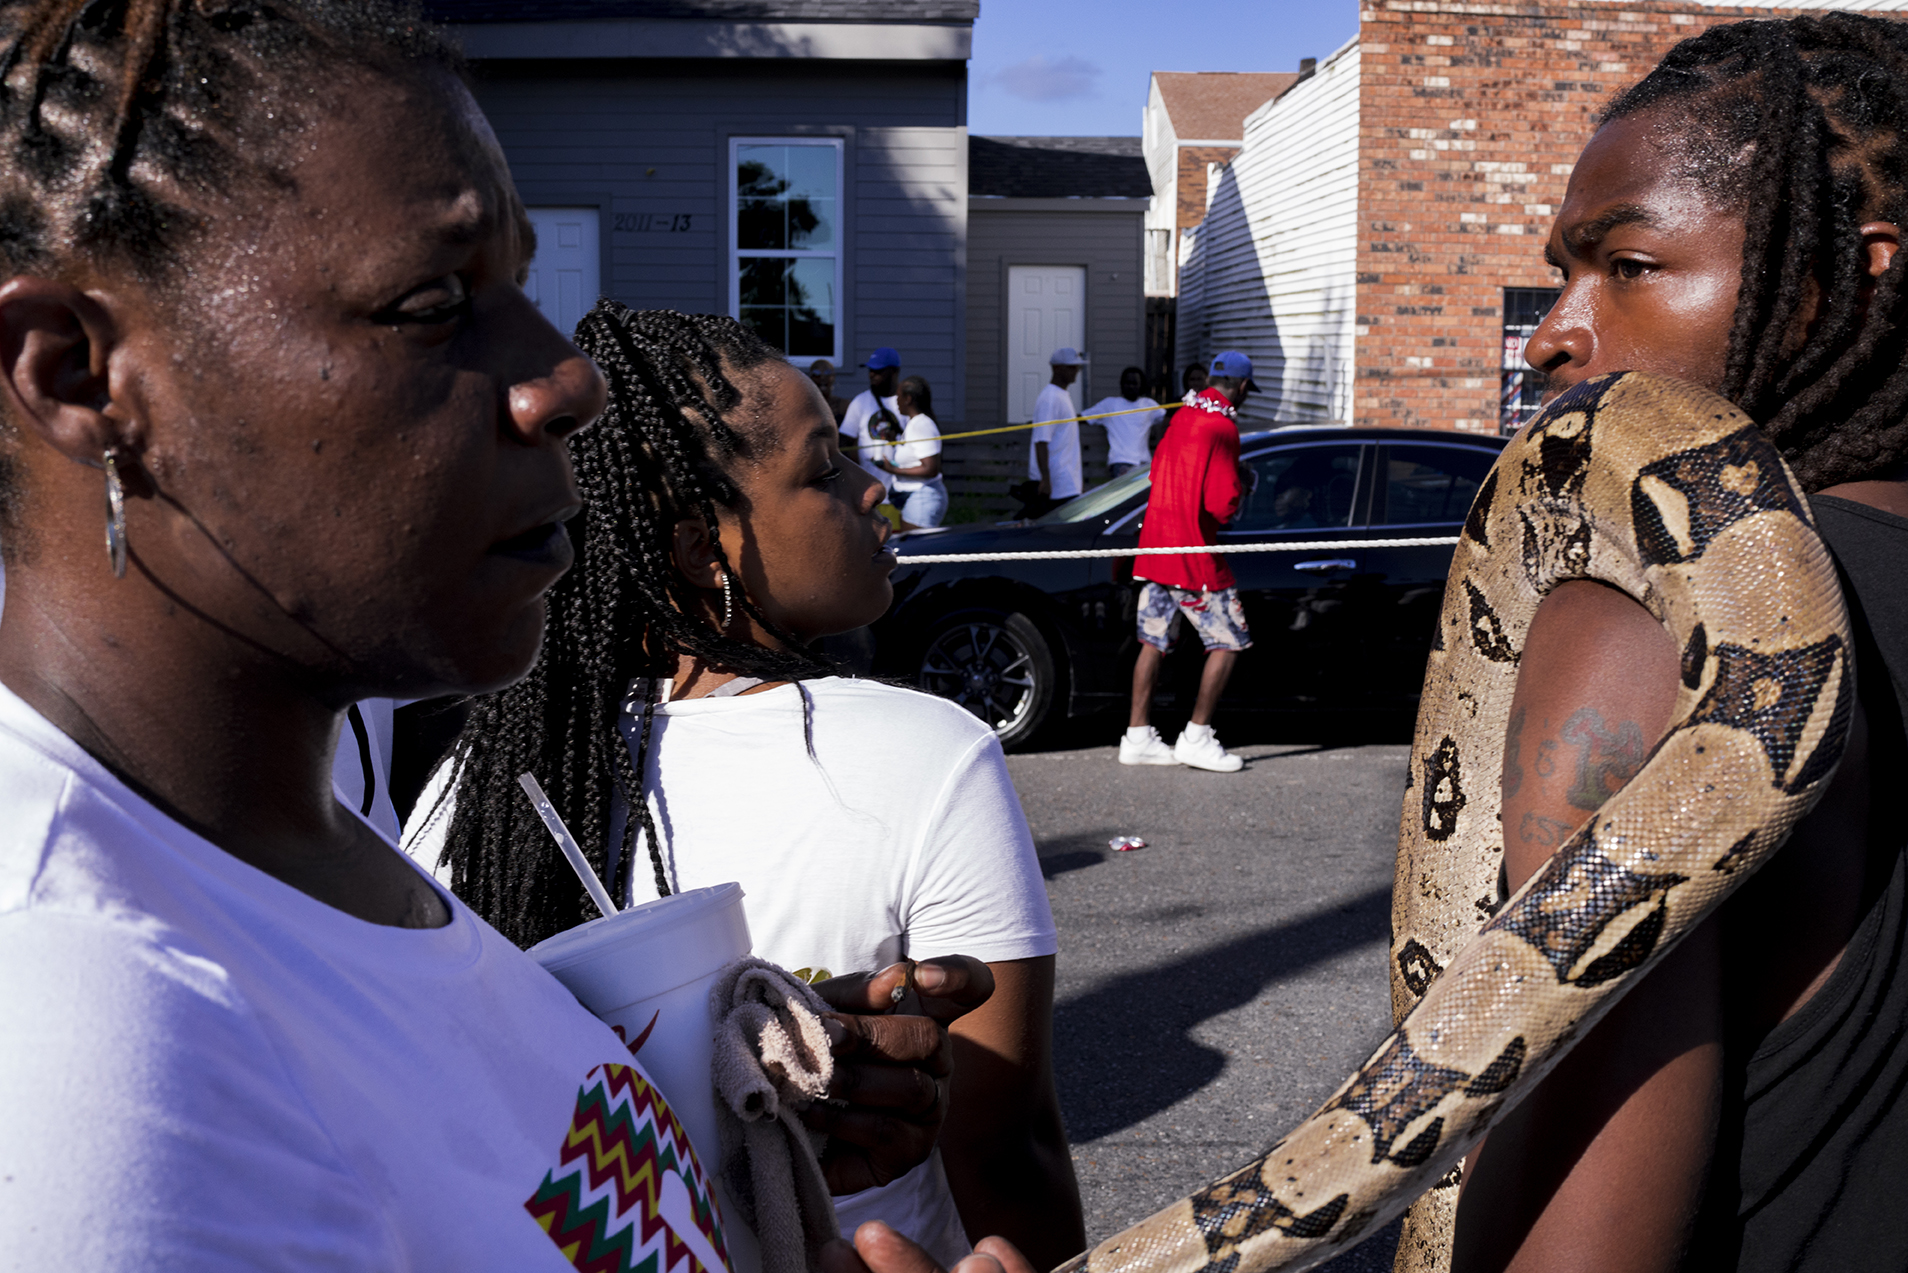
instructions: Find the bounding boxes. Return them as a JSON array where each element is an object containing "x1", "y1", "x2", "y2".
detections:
[
  {"x1": 1085, "y1": 365, "x2": 1164, "y2": 479},
  {"x1": 838, "y1": 346, "x2": 902, "y2": 486},
  {"x1": 1027, "y1": 347, "x2": 1086, "y2": 513}
]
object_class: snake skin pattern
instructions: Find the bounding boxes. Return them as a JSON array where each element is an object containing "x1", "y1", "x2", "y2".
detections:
[{"x1": 1052, "y1": 372, "x2": 1854, "y2": 1273}]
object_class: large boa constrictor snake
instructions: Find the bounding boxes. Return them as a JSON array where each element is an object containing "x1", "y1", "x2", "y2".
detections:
[{"x1": 1054, "y1": 372, "x2": 1854, "y2": 1273}]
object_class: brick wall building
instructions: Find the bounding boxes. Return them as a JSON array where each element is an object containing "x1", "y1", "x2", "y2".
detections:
[
  {"x1": 1355, "y1": 0, "x2": 1865, "y2": 433},
  {"x1": 1174, "y1": 0, "x2": 1908, "y2": 435}
]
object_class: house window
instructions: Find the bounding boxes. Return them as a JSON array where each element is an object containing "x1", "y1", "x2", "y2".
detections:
[
  {"x1": 731, "y1": 138, "x2": 842, "y2": 362},
  {"x1": 1500, "y1": 286, "x2": 1560, "y2": 434}
]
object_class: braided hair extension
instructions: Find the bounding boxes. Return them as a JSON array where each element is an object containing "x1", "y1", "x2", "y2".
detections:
[
  {"x1": 1602, "y1": 12, "x2": 1908, "y2": 489},
  {"x1": 441, "y1": 304, "x2": 841, "y2": 948},
  {"x1": 0, "y1": 0, "x2": 459, "y2": 546}
]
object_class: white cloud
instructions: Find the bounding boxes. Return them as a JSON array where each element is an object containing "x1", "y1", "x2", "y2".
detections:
[{"x1": 989, "y1": 54, "x2": 1101, "y2": 103}]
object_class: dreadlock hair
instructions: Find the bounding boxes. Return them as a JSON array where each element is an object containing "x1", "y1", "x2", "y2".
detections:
[
  {"x1": 442, "y1": 304, "x2": 841, "y2": 949},
  {"x1": 1603, "y1": 12, "x2": 1908, "y2": 489},
  {"x1": 0, "y1": 0, "x2": 460, "y2": 547}
]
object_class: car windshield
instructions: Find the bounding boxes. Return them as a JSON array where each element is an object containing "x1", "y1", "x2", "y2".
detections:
[{"x1": 1034, "y1": 464, "x2": 1153, "y2": 524}]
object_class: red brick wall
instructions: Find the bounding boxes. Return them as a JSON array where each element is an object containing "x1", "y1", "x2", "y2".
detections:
[
  {"x1": 1178, "y1": 144, "x2": 1241, "y2": 231},
  {"x1": 1353, "y1": 1, "x2": 1821, "y2": 433}
]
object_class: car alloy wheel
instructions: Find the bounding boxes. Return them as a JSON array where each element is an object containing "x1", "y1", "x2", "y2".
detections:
[{"x1": 917, "y1": 611, "x2": 1055, "y2": 749}]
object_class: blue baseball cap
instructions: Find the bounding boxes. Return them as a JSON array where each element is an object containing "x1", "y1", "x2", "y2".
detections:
[
  {"x1": 862, "y1": 347, "x2": 902, "y2": 370},
  {"x1": 1209, "y1": 350, "x2": 1260, "y2": 390}
]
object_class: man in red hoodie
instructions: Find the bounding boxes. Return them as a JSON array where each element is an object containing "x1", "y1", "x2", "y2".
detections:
[{"x1": 1119, "y1": 351, "x2": 1256, "y2": 773}]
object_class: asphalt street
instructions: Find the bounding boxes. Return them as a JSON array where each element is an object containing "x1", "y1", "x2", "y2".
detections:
[{"x1": 1005, "y1": 730, "x2": 1412, "y2": 1273}]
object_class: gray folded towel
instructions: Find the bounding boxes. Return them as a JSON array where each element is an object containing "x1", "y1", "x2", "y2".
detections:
[{"x1": 709, "y1": 957, "x2": 842, "y2": 1273}]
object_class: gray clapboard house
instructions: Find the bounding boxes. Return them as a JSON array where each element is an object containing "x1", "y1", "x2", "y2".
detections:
[
  {"x1": 428, "y1": 3, "x2": 1152, "y2": 516},
  {"x1": 957, "y1": 135, "x2": 1150, "y2": 509},
  {"x1": 427, "y1": 0, "x2": 975, "y2": 422}
]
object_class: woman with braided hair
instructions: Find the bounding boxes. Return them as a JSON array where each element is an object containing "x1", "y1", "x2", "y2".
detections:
[
  {"x1": 1449, "y1": 14, "x2": 1908, "y2": 1271},
  {"x1": 0, "y1": 2, "x2": 1036, "y2": 1271},
  {"x1": 408, "y1": 301, "x2": 1085, "y2": 1270}
]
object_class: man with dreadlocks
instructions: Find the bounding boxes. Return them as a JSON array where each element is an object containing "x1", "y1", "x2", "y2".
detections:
[
  {"x1": 1446, "y1": 14, "x2": 1908, "y2": 1272},
  {"x1": 408, "y1": 303, "x2": 1086, "y2": 1270}
]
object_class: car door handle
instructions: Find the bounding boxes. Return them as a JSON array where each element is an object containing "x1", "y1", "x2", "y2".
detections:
[{"x1": 1294, "y1": 558, "x2": 1357, "y2": 573}]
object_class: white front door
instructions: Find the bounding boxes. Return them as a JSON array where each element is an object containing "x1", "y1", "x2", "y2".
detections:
[
  {"x1": 1006, "y1": 265, "x2": 1086, "y2": 422},
  {"x1": 524, "y1": 208, "x2": 601, "y2": 338}
]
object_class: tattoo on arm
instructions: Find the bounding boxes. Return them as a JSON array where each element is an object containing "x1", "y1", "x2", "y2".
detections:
[
  {"x1": 1560, "y1": 707, "x2": 1648, "y2": 811},
  {"x1": 1519, "y1": 810, "x2": 1574, "y2": 850},
  {"x1": 1503, "y1": 706, "x2": 1526, "y2": 800},
  {"x1": 1535, "y1": 736, "x2": 1557, "y2": 777}
]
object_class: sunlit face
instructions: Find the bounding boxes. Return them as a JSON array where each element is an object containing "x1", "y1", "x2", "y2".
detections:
[
  {"x1": 1526, "y1": 110, "x2": 1749, "y2": 399},
  {"x1": 710, "y1": 362, "x2": 894, "y2": 641},
  {"x1": 121, "y1": 69, "x2": 605, "y2": 699}
]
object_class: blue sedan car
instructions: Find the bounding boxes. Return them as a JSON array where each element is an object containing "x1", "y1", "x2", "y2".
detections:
[{"x1": 868, "y1": 426, "x2": 1507, "y2": 749}]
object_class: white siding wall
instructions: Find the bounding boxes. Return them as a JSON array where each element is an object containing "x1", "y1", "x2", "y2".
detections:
[{"x1": 1175, "y1": 41, "x2": 1360, "y2": 430}]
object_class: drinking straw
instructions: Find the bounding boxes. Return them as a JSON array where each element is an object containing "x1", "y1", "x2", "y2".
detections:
[{"x1": 517, "y1": 772, "x2": 619, "y2": 917}]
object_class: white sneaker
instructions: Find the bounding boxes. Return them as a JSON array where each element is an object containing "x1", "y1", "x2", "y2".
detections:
[
  {"x1": 1119, "y1": 726, "x2": 1180, "y2": 766},
  {"x1": 1174, "y1": 723, "x2": 1243, "y2": 772}
]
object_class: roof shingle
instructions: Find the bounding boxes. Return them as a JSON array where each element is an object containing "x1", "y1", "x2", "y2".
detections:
[
  {"x1": 968, "y1": 136, "x2": 1151, "y2": 200},
  {"x1": 1152, "y1": 71, "x2": 1300, "y2": 142}
]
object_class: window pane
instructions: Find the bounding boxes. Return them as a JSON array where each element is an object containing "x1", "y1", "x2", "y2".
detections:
[
  {"x1": 785, "y1": 256, "x2": 834, "y2": 356},
  {"x1": 1378, "y1": 445, "x2": 1497, "y2": 525},
  {"x1": 737, "y1": 146, "x2": 788, "y2": 198},
  {"x1": 785, "y1": 145, "x2": 836, "y2": 202},
  {"x1": 738, "y1": 258, "x2": 835, "y2": 357},
  {"x1": 738, "y1": 258, "x2": 789, "y2": 306},
  {"x1": 735, "y1": 143, "x2": 835, "y2": 252},
  {"x1": 740, "y1": 306, "x2": 787, "y2": 351},
  {"x1": 1232, "y1": 445, "x2": 1362, "y2": 531},
  {"x1": 737, "y1": 196, "x2": 785, "y2": 251}
]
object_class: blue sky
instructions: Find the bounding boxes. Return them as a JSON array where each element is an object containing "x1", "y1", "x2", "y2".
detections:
[{"x1": 968, "y1": 0, "x2": 1363, "y2": 138}]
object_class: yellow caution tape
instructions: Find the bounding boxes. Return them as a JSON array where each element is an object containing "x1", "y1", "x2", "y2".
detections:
[{"x1": 845, "y1": 400, "x2": 1187, "y2": 451}]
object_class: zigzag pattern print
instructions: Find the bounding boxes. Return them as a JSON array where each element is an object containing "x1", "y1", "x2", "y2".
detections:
[{"x1": 527, "y1": 1063, "x2": 731, "y2": 1273}]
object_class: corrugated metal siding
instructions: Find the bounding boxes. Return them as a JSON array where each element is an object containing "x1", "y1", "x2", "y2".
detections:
[
  {"x1": 468, "y1": 60, "x2": 966, "y2": 420},
  {"x1": 1174, "y1": 43, "x2": 1360, "y2": 430},
  {"x1": 956, "y1": 205, "x2": 1145, "y2": 517}
]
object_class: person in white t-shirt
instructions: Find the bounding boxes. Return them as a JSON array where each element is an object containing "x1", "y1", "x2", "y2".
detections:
[
  {"x1": 1028, "y1": 348, "x2": 1086, "y2": 512},
  {"x1": 1084, "y1": 366, "x2": 1164, "y2": 479},
  {"x1": 873, "y1": 375, "x2": 947, "y2": 528},
  {"x1": 0, "y1": 24, "x2": 1024, "y2": 1273},
  {"x1": 413, "y1": 305, "x2": 1086, "y2": 1271},
  {"x1": 838, "y1": 345, "x2": 903, "y2": 486}
]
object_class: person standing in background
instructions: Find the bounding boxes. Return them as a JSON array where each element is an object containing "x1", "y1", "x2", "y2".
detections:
[
  {"x1": 1028, "y1": 348, "x2": 1087, "y2": 515},
  {"x1": 1085, "y1": 366, "x2": 1163, "y2": 478},
  {"x1": 1181, "y1": 360, "x2": 1210, "y2": 400},
  {"x1": 840, "y1": 346, "x2": 902, "y2": 485},
  {"x1": 1121, "y1": 351, "x2": 1257, "y2": 773},
  {"x1": 878, "y1": 376, "x2": 948, "y2": 528},
  {"x1": 808, "y1": 358, "x2": 849, "y2": 425}
]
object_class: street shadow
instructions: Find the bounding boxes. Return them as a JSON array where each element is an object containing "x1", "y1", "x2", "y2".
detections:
[
  {"x1": 1036, "y1": 829, "x2": 1121, "y2": 879},
  {"x1": 1054, "y1": 884, "x2": 1392, "y2": 1142}
]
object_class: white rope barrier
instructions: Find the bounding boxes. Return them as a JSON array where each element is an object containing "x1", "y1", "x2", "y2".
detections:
[{"x1": 892, "y1": 535, "x2": 1461, "y2": 565}]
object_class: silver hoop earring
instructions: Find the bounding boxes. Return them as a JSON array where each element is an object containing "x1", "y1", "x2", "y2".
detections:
[
  {"x1": 720, "y1": 571, "x2": 735, "y2": 631},
  {"x1": 102, "y1": 447, "x2": 127, "y2": 579}
]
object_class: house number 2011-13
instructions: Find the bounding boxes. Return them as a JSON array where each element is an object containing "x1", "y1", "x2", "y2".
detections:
[{"x1": 613, "y1": 213, "x2": 694, "y2": 232}]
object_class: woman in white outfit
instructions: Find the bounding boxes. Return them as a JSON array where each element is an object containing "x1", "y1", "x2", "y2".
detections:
[
  {"x1": 877, "y1": 375, "x2": 948, "y2": 528},
  {"x1": 411, "y1": 304, "x2": 1085, "y2": 1270}
]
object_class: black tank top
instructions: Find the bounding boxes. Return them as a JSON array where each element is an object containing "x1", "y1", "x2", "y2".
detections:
[{"x1": 1691, "y1": 496, "x2": 1908, "y2": 1271}]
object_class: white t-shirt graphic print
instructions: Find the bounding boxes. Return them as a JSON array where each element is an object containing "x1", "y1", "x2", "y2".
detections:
[
  {"x1": 0, "y1": 682, "x2": 729, "y2": 1272},
  {"x1": 840, "y1": 389, "x2": 902, "y2": 486}
]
